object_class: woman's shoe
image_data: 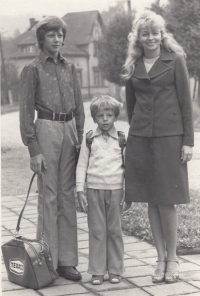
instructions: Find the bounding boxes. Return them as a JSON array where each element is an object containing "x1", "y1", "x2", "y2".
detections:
[
  {"x1": 152, "y1": 261, "x2": 166, "y2": 284},
  {"x1": 165, "y1": 260, "x2": 179, "y2": 284},
  {"x1": 91, "y1": 275, "x2": 104, "y2": 285}
]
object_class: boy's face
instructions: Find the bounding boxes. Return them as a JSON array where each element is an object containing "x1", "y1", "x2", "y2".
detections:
[
  {"x1": 43, "y1": 28, "x2": 63, "y2": 57},
  {"x1": 94, "y1": 108, "x2": 117, "y2": 132}
]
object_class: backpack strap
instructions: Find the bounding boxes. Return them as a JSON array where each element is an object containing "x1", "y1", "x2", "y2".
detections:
[
  {"x1": 86, "y1": 130, "x2": 93, "y2": 155},
  {"x1": 117, "y1": 131, "x2": 126, "y2": 168}
]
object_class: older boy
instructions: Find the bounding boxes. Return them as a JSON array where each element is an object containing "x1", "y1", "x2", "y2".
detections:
[
  {"x1": 76, "y1": 95, "x2": 125, "y2": 285},
  {"x1": 20, "y1": 16, "x2": 85, "y2": 281}
]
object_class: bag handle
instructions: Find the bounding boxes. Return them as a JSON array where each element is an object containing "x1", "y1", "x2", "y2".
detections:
[{"x1": 15, "y1": 172, "x2": 46, "y2": 240}]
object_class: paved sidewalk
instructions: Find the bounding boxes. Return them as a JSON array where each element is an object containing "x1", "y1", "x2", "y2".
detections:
[{"x1": 1, "y1": 193, "x2": 200, "y2": 296}]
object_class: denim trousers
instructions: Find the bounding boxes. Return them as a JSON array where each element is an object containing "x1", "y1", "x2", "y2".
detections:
[
  {"x1": 35, "y1": 118, "x2": 78, "y2": 269},
  {"x1": 87, "y1": 188, "x2": 125, "y2": 275}
]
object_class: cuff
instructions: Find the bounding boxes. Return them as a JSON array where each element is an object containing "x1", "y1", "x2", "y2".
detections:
[{"x1": 28, "y1": 142, "x2": 41, "y2": 157}]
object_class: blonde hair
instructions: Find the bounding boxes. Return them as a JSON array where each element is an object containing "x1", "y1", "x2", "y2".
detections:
[
  {"x1": 122, "y1": 11, "x2": 186, "y2": 79},
  {"x1": 90, "y1": 95, "x2": 121, "y2": 118}
]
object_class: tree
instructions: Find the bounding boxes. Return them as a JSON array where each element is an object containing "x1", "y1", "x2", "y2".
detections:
[
  {"x1": 149, "y1": 0, "x2": 200, "y2": 103},
  {"x1": 98, "y1": 12, "x2": 133, "y2": 86}
]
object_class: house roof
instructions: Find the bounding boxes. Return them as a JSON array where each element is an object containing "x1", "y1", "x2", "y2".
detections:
[
  {"x1": 3, "y1": 10, "x2": 102, "y2": 59},
  {"x1": 62, "y1": 10, "x2": 102, "y2": 45}
]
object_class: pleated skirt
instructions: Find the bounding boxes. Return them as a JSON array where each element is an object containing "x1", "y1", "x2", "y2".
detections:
[{"x1": 125, "y1": 135, "x2": 190, "y2": 205}]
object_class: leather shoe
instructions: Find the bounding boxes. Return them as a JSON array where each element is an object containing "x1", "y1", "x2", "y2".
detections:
[{"x1": 57, "y1": 266, "x2": 82, "y2": 281}]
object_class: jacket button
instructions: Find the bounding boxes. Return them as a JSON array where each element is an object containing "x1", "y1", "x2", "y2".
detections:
[
  {"x1": 148, "y1": 120, "x2": 151, "y2": 124},
  {"x1": 148, "y1": 107, "x2": 151, "y2": 111},
  {"x1": 148, "y1": 94, "x2": 151, "y2": 98},
  {"x1": 173, "y1": 112, "x2": 176, "y2": 115}
]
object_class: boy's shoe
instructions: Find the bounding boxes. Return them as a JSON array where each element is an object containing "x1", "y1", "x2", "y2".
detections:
[
  {"x1": 109, "y1": 273, "x2": 121, "y2": 284},
  {"x1": 91, "y1": 275, "x2": 104, "y2": 285},
  {"x1": 57, "y1": 266, "x2": 82, "y2": 281}
]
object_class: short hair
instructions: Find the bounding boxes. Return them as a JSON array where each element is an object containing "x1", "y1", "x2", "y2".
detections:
[
  {"x1": 90, "y1": 95, "x2": 121, "y2": 119},
  {"x1": 36, "y1": 16, "x2": 67, "y2": 50}
]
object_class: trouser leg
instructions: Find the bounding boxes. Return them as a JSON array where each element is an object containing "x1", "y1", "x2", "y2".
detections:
[
  {"x1": 36, "y1": 119, "x2": 62, "y2": 269},
  {"x1": 87, "y1": 189, "x2": 107, "y2": 275},
  {"x1": 106, "y1": 189, "x2": 124, "y2": 275},
  {"x1": 57, "y1": 119, "x2": 78, "y2": 266}
]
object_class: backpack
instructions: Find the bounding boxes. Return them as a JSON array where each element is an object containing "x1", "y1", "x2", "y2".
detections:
[{"x1": 86, "y1": 130, "x2": 126, "y2": 168}]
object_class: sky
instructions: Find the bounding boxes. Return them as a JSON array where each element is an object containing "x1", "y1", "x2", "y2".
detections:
[{"x1": 0, "y1": 0, "x2": 168, "y2": 37}]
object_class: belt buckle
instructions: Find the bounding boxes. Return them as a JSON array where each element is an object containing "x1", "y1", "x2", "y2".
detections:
[{"x1": 58, "y1": 113, "x2": 67, "y2": 123}]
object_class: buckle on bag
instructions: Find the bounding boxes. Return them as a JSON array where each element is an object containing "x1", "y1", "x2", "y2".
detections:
[{"x1": 58, "y1": 113, "x2": 67, "y2": 123}]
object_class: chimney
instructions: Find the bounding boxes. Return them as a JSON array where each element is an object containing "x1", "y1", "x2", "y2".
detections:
[{"x1": 29, "y1": 18, "x2": 35, "y2": 28}]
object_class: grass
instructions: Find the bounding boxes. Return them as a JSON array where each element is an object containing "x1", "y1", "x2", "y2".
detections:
[{"x1": 122, "y1": 189, "x2": 200, "y2": 252}]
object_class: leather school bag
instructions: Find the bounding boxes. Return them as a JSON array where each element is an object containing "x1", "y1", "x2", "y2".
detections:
[{"x1": 1, "y1": 173, "x2": 59, "y2": 289}]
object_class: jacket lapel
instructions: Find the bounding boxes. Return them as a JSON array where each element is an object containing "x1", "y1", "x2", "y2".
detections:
[{"x1": 132, "y1": 48, "x2": 173, "y2": 80}]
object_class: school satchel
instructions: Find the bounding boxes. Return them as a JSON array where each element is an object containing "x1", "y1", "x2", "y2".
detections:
[{"x1": 1, "y1": 173, "x2": 59, "y2": 290}]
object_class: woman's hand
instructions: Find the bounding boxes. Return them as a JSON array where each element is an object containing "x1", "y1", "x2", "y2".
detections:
[{"x1": 181, "y1": 145, "x2": 193, "y2": 164}]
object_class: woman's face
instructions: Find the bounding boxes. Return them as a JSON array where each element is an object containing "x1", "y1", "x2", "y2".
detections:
[{"x1": 138, "y1": 24, "x2": 162, "y2": 57}]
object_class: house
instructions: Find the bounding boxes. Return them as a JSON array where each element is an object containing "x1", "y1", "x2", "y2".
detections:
[{"x1": 3, "y1": 11, "x2": 111, "y2": 99}]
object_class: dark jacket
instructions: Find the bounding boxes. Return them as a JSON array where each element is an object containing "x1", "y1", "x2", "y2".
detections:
[{"x1": 125, "y1": 48, "x2": 194, "y2": 146}]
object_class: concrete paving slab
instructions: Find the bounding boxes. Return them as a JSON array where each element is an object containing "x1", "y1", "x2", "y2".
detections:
[
  {"x1": 78, "y1": 233, "x2": 89, "y2": 241},
  {"x1": 189, "y1": 281, "x2": 200, "y2": 289},
  {"x1": 124, "y1": 258, "x2": 146, "y2": 267},
  {"x1": 2, "y1": 280, "x2": 25, "y2": 291},
  {"x1": 79, "y1": 240, "x2": 89, "y2": 249},
  {"x1": 2, "y1": 290, "x2": 39, "y2": 296},
  {"x1": 143, "y1": 281, "x2": 199, "y2": 296},
  {"x1": 38, "y1": 283, "x2": 89, "y2": 295},
  {"x1": 128, "y1": 275, "x2": 155, "y2": 287},
  {"x1": 180, "y1": 270, "x2": 200, "y2": 281},
  {"x1": 99, "y1": 287, "x2": 150, "y2": 296},
  {"x1": 79, "y1": 257, "x2": 89, "y2": 264},
  {"x1": 124, "y1": 241, "x2": 153, "y2": 252},
  {"x1": 123, "y1": 236, "x2": 140, "y2": 244},
  {"x1": 180, "y1": 254, "x2": 200, "y2": 265},
  {"x1": 179, "y1": 262, "x2": 200, "y2": 272},
  {"x1": 125, "y1": 248, "x2": 157, "y2": 259},
  {"x1": 122, "y1": 265, "x2": 154, "y2": 278}
]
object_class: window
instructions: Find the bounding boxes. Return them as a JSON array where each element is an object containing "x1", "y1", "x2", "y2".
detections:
[
  {"x1": 20, "y1": 45, "x2": 36, "y2": 53},
  {"x1": 93, "y1": 68, "x2": 105, "y2": 87},
  {"x1": 93, "y1": 41, "x2": 99, "y2": 57},
  {"x1": 76, "y1": 69, "x2": 82, "y2": 87},
  {"x1": 93, "y1": 68, "x2": 99, "y2": 86}
]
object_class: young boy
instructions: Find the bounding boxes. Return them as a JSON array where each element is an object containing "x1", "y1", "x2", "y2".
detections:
[
  {"x1": 20, "y1": 16, "x2": 85, "y2": 281},
  {"x1": 76, "y1": 95, "x2": 125, "y2": 285}
]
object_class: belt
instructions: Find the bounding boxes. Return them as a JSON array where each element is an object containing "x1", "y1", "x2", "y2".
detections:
[{"x1": 37, "y1": 110, "x2": 74, "y2": 122}]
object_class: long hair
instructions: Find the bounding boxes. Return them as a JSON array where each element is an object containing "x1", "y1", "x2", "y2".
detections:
[{"x1": 122, "y1": 11, "x2": 186, "y2": 80}]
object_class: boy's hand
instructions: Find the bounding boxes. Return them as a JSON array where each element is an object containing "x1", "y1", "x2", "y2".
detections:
[
  {"x1": 77, "y1": 192, "x2": 88, "y2": 213},
  {"x1": 123, "y1": 201, "x2": 132, "y2": 212},
  {"x1": 30, "y1": 154, "x2": 47, "y2": 174}
]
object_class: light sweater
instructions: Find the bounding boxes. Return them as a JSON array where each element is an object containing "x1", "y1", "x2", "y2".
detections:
[
  {"x1": 76, "y1": 126, "x2": 125, "y2": 192},
  {"x1": 143, "y1": 55, "x2": 160, "y2": 73}
]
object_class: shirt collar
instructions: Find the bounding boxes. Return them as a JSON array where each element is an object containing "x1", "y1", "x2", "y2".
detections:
[
  {"x1": 39, "y1": 50, "x2": 67, "y2": 67},
  {"x1": 91, "y1": 126, "x2": 118, "y2": 139}
]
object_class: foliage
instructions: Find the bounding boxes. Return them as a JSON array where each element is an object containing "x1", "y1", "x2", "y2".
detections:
[
  {"x1": 98, "y1": 12, "x2": 133, "y2": 86},
  {"x1": 1, "y1": 62, "x2": 20, "y2": 105},
  {"x1": 122, "y1": 189, "x2": 200, "y2": 250},
  {"x1": 149, "y1": 0, "x2": 200, "y2": 103}
]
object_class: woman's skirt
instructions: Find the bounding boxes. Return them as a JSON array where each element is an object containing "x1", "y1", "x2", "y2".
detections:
[{"x1": 125, "y1": 135, "x2": 190, "y2": 205}]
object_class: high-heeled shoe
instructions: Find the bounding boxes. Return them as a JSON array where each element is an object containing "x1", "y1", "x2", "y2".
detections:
[
  {"x1": 152, "y1": 261, "x2": 166, "y2": 284},
  {"x1": 165, "y1": 260, "x2": 179, "y2": 284}
]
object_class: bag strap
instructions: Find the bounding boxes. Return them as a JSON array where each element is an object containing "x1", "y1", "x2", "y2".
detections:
[
  {"x1": 15, "y1": 173, "x2": 46, "y2": 240},
  {"x1": 117, "y1": 131, "x2": 126, "y2": 168},
  {"x1": 86, "y1": 130, "x2": 93, "y2": 155}
]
